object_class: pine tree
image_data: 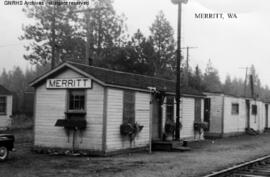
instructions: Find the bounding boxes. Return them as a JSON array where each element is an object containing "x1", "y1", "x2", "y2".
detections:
[
  {"x1": 203, "y1": 59, "x2": 222, "y2": 92},
  {"x1": 20, "y1": 1, "x2": 84, "y2": 65},
  {"x1": 149, "y1": 11, "x2": 176, "y2": 78}
]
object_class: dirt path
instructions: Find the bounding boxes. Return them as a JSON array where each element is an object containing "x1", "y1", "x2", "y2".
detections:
[{"x1": 1, "y1": 130, "x2": 270, "y2": 177}]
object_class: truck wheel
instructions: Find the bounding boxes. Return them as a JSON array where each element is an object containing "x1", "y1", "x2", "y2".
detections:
[{"x1": 0, "y1": 146, "x2": 9, "y2": 161}]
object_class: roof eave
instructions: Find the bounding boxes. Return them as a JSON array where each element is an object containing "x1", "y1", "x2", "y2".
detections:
[{"x1": 29, "y1": 62, "x2": 106, "y2": 87}]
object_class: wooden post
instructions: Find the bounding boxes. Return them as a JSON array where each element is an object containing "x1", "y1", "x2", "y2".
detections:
[{"x1": 175, "y1": 2, "x2": 182, "y2": 141}]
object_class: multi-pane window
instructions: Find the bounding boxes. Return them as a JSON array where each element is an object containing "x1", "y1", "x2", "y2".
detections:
[
  {"x1": 166, "y1": 96, "x2": 174, "y2": 121},
  {"x1": 0, "y1": 97, "x2": 6, "y2": 115},
  {"x1": 252, "y1": 105, "x2": 257, "y2": 115},
  {"x1": 123, "y1": 91, "x2": 135, "y2": 124},
  {"x1": 195, "y1": 98, "x2": 202, "y2": 122},
  {"x1": 69, "y1": 90, "x2": 85, "y2": 111},
  {"x1": 231, "y1": 103, "x2": 239, "y2": 115}
]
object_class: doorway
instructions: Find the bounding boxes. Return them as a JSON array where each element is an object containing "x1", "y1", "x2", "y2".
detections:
[
  {"x1": 246, "y1": 100, "x2": 250, "y2": 129},
  {"x1": 151, "y1": 96, "x2": 163, "y2": 140}
]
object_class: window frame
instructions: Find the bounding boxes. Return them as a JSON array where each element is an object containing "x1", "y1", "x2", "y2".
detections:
[
  {"x1": 0, "y1": 96, "x2": 7, "y2": 115},
  {"x1": 166, "y1": 96, "x2": 174, "y2": 122},
  {"x1": 122, "y1": 90, "x2": 135, "y2": 124},
  {"x1": 252, "y1": 104, "x2": 257, "y2": 115},
  {"x1": 67, "y1": 89, "x2": 86, "y2": 112},
  {"x1": 231, "y1": 103, "x2": 239, "y2": 115}
]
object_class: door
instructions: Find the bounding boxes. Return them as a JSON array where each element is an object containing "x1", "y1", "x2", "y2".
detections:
[
  {"x1": 265, "y1": 104, "x2": 268, "y2": 129},
  {"x1": 151, "y1": 96, "x2": 162, "y2": 140},
  {"x1": 204, "y1": 98, "x2": 211, "y2": 131}
]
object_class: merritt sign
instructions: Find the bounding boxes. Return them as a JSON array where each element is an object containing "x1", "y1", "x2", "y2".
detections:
[{"x1": 46, "y1": 78, "x2": 92, "y2": 89}]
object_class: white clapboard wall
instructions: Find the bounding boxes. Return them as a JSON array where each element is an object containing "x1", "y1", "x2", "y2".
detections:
[
  {"x1": 0, "y1": 95, "x2": 12, "y2": 129},
  {"x1": 106, "y1": 88, "x2": 150, "y2": 151},
  {"x1": 34, "y1": 69, "x2": 104, "y2": 150}
]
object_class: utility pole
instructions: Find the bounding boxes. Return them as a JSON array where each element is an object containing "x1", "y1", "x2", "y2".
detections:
[
  {"x1": 181, "y1": 46, "x2": 198, "y2": 86},
  {"x1": 171, "y1": 0, "x2": 188, "y2": 141}
]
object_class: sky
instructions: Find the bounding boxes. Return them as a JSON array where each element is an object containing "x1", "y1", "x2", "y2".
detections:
[{"x1": 0, "y1": 0, "x2": 270, "y2": 87}]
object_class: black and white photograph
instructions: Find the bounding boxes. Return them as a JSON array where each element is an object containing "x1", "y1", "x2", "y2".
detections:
[{"x1": 1, "y1": 0, "x2": 270, "y2": 176}]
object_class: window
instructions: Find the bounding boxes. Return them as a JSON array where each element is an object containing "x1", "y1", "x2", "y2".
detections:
[
  {"x1": 231, "y1": 103, "x2": 239, "y2": 115},
  {"x1": 68, "y1": 90, "x2": 85, "y2": 111},
  {"x1": 166, "y1": 96, "x2": 174, "y2": 121},
  {"x1": 0, "y1": 97, "x2": 6, "y2": 115},
  {"x1": 123, "y1": 91, "x2": 135, "y2": 124},
  {"x1": 195, "y1": 98, "x2": 202, "y2": 122},
  {"x1": 252, "y1": 105, "x2": 257, "y2": 115}
]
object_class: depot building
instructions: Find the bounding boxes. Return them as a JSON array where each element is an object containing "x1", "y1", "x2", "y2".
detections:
[{"x1": 30, "y1": 61, "x2": 205, "y2": 155}]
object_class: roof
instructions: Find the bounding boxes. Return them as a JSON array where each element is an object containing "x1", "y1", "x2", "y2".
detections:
[
  {"x1": 30, "y1": 61, "x2": 205, "y2": 97},
  {"x1": 0, "y1": 85, "x2": 12, "y2": 95},
  {"x1": 204, "y1": 92, "x2": 269, "y2": 103}
]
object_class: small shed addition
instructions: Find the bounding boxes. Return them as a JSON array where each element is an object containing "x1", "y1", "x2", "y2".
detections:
[
  {"x1": 0, "y1": 85, "x2": 13, "y2": 130},
  {"x1": 204, "y1": 92, "x2": 266, "y2": 138}
]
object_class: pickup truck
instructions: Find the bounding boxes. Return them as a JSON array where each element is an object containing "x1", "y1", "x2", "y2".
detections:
[{"x1": 0, "y1": 134, "x2": 15, "y2": 161}]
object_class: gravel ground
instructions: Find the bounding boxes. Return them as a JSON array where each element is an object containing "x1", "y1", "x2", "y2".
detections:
[{"x1": 1, "y1": 129, "x2": 270, "y2": 177}]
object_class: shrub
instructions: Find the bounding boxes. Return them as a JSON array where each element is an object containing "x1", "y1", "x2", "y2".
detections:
[
  {"x1": 120, "y1": 122, "x2": 143, "y2": 141},
  {"x1": 165, "y1": 121, "x2": 176, "y2": 135},
  {"x1": 194, "y1": 121, "x2": 208, "y2": 134}
]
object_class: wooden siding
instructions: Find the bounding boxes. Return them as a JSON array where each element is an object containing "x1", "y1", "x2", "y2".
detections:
[
  {"x1": 162, "y1": 97, "x2": 167, "y2": 136},
  {"x1": 106, "y1": 88, "x2": 150, "y2": 151},
  {"x1": 199, "y1": 98, "x2": 205, "y2": 139},
  {"x1": 168, "y1": 97, "x2": 204, "y2": 140},
  {"x1": 0, "y1": 95, "x2": 12, "y2": 129},
  {"x1": 78, "y1": 83, "x2": 104, "y2": 150},
  {"x1": 180, "y1": 97, "x2": 195, "y2": 139},
  {"x1": 257, "y1": 101, "x2": 265, "y2": 132},
  {"x1": 134, "y1": 92, "x2": 150, "y2": 146},
  {"x1": 34, "y1": 69, "x2": 104, "y2": 150},
  {"x1": 223, "y1": 96, "x2": 246, "y2": 134},
  {"x1": 34, "y1": 84, "x2": 68, "y2": 148},
  {"x1": 201, "y1": 99, "x2": 204, "y2": 124}
]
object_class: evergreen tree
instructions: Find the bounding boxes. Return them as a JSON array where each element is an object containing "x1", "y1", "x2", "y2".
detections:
[
  {"x1": 223, "y1": 75, "x2": 233, "y2": 94},
  {"x1": 20, "y1": 1, "x2": 84, "y2": 65},
  {"x1": 88, "y1": 0, "x2": 127, "y2": 63},
  {"x1": 203, "y1": 59, "x2": 222, "y2": 92},
  {"x1": 149, "y1": 11, "x2": 176, "y2": 78},
  {"x1": 0, "y1": 69, "x2": 10, "y2": 89},
  {"x1": 189, "y1": 65, "x2": 204, "y2": 91},
  {"x1": 20, "y1": 0, "x2": 127, "y2": 67}
]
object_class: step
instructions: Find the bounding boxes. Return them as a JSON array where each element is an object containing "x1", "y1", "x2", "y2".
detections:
[{"x1": 152, "y1": 141, "x2": 192, "y2": 152}]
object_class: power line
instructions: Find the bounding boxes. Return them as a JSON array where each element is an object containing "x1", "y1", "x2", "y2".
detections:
[{"x1": 181, "y1": 46, "x2": 198, "y2": 69}]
